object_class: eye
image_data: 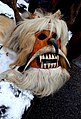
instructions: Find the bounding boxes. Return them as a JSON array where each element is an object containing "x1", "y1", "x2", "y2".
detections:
[
  {"x1": 52, "y1": 33, "x2": 57, "y2": 39},
  {"x1": 38, "y1": 33, "x2": 47, "y2": 40}
]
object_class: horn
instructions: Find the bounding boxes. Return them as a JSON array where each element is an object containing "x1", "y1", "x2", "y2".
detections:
[{"x1": 51, "y1": 10, "x2": 63, "y2": 19}]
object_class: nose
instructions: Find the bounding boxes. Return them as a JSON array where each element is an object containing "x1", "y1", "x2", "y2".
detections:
[{"x1": 47, "y1": 38, "x2": 58, "y2": 55}]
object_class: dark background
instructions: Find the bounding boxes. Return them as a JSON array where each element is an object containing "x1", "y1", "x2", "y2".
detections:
[{"x1": 22, "y1": 60, "x2": 81, "y2": 119}]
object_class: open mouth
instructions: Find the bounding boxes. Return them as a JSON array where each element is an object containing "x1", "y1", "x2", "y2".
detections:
[
  {"x1": 37, "y1": 53, "x2": 59, "y2": 68},
  {"x1": 24, "y1": 46, "x2": 70, "y2": 71}
]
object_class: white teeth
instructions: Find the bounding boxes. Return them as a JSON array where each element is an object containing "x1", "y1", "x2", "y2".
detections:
[
  {"x1": 39, "y1": 53, "x2": 58, "y2": 68},
  {"x1": 44, "y1": 64, "x2": 46, "y2": 69},
  {"x1": 51, "y1": 63, "x2": 54, "y2": 68},
  {"x1": 46, "y1": 54, "x2": 48, "y2": 59},
  {"x1": 41, "y1": 63, "x2": 57, "y2": 69},
  {"x1": 52, "y1": 54, "x2": 54, "y2": 59},
  {"x1": 40, "y1": 55, "x2": 42, "y2": 62},
  {"x1": 48, "y1": 63, "x2": 51, "y2": 68},
  {"x1": 49, "y1": 54, "x2": 51, "y2": 59},
  {"x1": 42, "y1": 55, "x2": 45, "y2": 59},
  {"x1": 40, "y1": 54, "x2": 58, "y2": 62}
]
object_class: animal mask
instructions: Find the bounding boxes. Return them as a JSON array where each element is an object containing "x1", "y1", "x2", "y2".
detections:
[{"x1": 2, "y1": 10, "x2": 70, "y2": 97}]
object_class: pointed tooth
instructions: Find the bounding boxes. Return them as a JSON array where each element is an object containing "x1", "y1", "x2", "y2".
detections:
[
  {"x1": 51, "y1": 63, "x2": 54, "y2": 68},
  {"x1": 44, "y1": 64, "x2": 46, "y2": 69},
  {"x1": 41, "y1": 62, "x2": 43, "y2": 68},
  {"x1": 40, "y1": 55, "x2": 42, "y2": 62},
  {"x1": 42, "y1": 54, "x2": 45, "y2": 59},
  {"x1": 49, "y1": 54, "x2": 51, "y2": 59},
  {"x1": 52, "y1": 54, "x2": 54, "y2": 59},
  {"x1": 46, "y1": 54, "x2": 48, "y2": 59},
  {"x1": 48, "y1": 63, "x2": 51, "y2": 68}
]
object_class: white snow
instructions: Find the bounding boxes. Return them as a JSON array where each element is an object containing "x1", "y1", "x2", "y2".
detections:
[
  {"x1": 0, "y1": 45, "x2": 17, "y2": 73},
  {"x1": 0, "y1": 45, "x2": 34, "y2": 119},
  {"x1": 0, "y1": 81, "x2": 33, "y2": 119},
  {"x1": 17, "y1": 0, "x2": 29, "y2": 11},
  {"x1": 0, "y1": 1, "x2": 14, "y2": 18},
  {"x1": 0, "y1": 1, "x2": 32, "y2": 119},
  {"x1": 68, "y1": 31, "x2": 72, "y2": 40},
  {"x1": 0, "y1": 0, "x2": 29, "y2": 18}
]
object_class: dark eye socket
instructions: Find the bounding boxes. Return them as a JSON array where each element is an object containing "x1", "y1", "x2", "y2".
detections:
[
  {"x1": 52, "y1": 33, "x2": 57, "y2": 39},
  {"x1": 38, "y1": 33, "x2": 47, "y2": 40}
]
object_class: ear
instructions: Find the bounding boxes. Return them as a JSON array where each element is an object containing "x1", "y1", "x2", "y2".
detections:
[{"x1": 52, "y1": 10, "x2": 63, "y2": 19}]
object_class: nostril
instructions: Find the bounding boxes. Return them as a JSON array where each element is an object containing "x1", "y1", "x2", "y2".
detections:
[{"x1": 47, "y1": 38, "x2": 58, "y2": 55}]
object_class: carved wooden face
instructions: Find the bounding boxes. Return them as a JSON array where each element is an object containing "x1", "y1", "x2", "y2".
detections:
[{"x1": 30, "y1": 30, "x2": 61, "y2": 68}]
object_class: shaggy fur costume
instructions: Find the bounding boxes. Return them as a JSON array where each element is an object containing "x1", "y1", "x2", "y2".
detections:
[
  {"x1": 0, "y1": 10, "x2": 70, "y2": 97},
  {"x1": 0, "y1": 15, "x2": 15, "y2": 44}
]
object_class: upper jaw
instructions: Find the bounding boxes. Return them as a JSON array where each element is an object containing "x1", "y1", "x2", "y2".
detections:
[{"x1": 24, "y1": 45, "x2": 70, "y2": 71}]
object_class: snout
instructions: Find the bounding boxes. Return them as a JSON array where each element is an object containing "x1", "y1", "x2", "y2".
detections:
[{"x1": 47, "y1": 38, "x2": 58, "y2": 55}]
